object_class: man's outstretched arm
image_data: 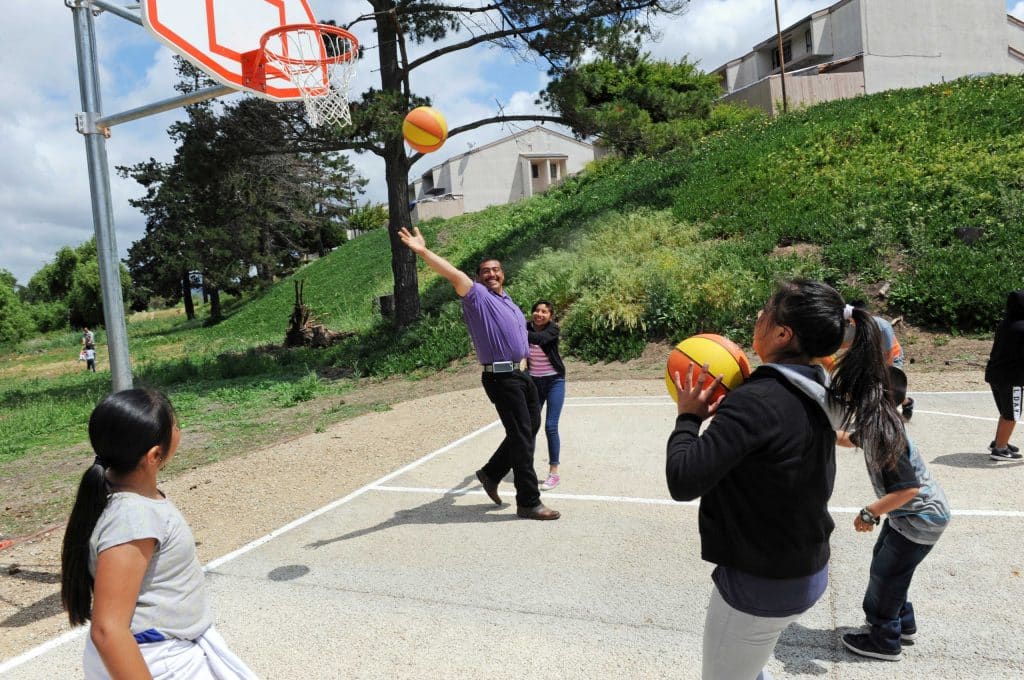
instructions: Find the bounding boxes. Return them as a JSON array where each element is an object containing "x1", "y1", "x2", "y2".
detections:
[{"x1": 398, "y1": 227, "x2": 473, "y2": 297}]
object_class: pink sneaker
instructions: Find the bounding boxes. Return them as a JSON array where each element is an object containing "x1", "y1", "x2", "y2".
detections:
[{"x1": 540, "y1": 473, "x2": 560, "y2": 491}]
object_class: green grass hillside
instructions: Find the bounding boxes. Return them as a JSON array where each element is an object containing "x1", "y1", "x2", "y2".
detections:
[{"x1": 3, "y1": 74, "x2": 1023, "y2": 533}]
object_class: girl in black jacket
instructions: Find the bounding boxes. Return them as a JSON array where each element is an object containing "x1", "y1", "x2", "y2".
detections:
[
  {"x1": 666, "y1": 279, "x2": 902, "y2": 680},
  {"x1": 527, "y1": 300, "x2": 566, "y2": 490}
]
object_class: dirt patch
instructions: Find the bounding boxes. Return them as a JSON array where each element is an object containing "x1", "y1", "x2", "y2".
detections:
[{"x1": 0, "y1": 329, "x2": 996, "y2": 660}]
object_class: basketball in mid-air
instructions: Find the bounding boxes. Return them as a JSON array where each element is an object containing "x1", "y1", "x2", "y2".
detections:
[
  {"x1": 402, "y1": 106, "x2": 448, "y2": 153},
  {"x1": 665, "y1": 334, "x2": 752, "y2": 404}
]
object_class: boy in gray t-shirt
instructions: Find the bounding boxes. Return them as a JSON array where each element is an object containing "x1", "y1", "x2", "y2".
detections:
[
  {"x1": 89, "y1": 492, "x2": 212, "y2": 641},
  {"x1": 839, "y1": 367, "x2": 951, "y2": 662}
]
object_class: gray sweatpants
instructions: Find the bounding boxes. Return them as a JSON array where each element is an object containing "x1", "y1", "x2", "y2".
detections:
[{"x1": 702, "y1": 586, "x2": 804, "y2": 680}]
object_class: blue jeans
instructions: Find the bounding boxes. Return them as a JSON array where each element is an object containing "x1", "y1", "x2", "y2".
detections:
[
  {"x1": 862, "y1": 520, "x2": 933, "y2": 651},
  {"x1": 531, "y1": 375, "x2": 565, "y2": 466}
]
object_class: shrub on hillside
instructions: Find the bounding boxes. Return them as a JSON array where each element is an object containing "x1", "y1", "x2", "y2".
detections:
[{"x1": 669, "y1": 74, "x2": 1024, "y2": 329}]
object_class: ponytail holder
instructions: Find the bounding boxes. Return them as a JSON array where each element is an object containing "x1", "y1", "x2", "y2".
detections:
[
  {"x1": 93, "y1": 456, "x2": 107, "y2": 468},
  {"x1": 842, "y1": 304, "x2": 854, "y2": 321}
]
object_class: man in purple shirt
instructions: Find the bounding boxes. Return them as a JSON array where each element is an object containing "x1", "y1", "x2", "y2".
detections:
[{"x1": 399, "y1": 226, "x2": 560, "y2": 520}]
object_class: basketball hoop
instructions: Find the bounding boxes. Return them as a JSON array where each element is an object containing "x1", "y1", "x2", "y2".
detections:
[{"x1": 243, "y1": 23, "x2": 359, "y2": 128}]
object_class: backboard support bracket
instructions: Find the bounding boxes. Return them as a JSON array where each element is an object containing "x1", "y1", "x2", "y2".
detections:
[
  {"x1": 240, "y1": 49, "x2": 268, "y2": 93},
  {"x1": 74, "y1": 112, "x2": 111, "y2": 138}
]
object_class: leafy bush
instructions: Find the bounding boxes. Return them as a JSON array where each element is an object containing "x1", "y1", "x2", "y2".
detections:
[
  {"x1": 670, "y1": 74, "x2": 1024, "y2": 328},
  {"x1": 0, "y1": 286, "x2": 35, "y2": 345},
  {"x1": 28, "y1": 300, "x2": 69, "y2": 332}
]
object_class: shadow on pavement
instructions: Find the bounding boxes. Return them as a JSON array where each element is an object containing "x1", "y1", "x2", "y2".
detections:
[
  {"x1": 304, "y1": 475, "x2": 518, "y2": 549},
  {"x1": 930, "y1": 452, "x2": 1024, "y2": 469}
]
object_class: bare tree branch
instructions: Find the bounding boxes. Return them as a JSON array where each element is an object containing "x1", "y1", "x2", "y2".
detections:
[{"x1": 404, "y1": 0, "x2": 661, "y2": 72}]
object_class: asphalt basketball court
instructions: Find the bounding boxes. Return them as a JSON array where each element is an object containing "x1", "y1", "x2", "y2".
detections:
[{"x1": 2, "y1": 389, "x2": 1022, "y2": 679}]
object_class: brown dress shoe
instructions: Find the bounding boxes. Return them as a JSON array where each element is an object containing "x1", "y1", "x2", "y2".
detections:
[
  {"x1": 475, "y1": 469, "x2": 502, "y2": 505},
  {"x1": 516, "y1": 503, "x2": 560, "y2": 520}
]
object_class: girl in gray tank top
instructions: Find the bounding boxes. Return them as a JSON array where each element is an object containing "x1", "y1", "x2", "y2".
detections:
[{"x1": 61, "y1": 389, "x2": 256, "y2": 679}]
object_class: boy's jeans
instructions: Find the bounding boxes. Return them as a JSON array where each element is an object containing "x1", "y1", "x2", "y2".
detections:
[{"x1": 863, "y1": 519, "x2": 933, "y2": 650}]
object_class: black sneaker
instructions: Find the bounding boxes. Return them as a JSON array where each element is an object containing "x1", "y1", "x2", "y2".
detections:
[
  {"x1": 863, "y1": 618, "x2": 916, "y2": 642},
  {"x1": 842, "y1": 632, "x2": 902, "y2": 661},
  {"x1": 989, "y1": 440, "x2": 1020, "y2": 454},
  {"x1": 990, "y1": 447, "x2": 1023, "y2": 461},
  {"x1": 901, "y1": 398, "x2": 914, "y2": 420}
]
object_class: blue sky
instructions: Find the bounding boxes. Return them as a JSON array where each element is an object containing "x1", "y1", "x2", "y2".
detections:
[{"x1": 3, "y1": 1, "x2": 1022, "y2": 285}]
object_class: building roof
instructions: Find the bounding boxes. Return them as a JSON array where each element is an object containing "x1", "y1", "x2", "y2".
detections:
[{"x1": 711, "y1": 0, "x2": 854, "y2": 74}]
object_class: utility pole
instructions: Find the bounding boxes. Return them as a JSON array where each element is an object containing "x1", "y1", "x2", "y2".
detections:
[{"x1": 774, "y1": 0, "x2": 789, "y2": 113}]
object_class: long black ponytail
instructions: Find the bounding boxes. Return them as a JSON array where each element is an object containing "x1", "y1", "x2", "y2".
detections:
[
  {"x1": 830, "y1": 308, "x2": 907, "y2": 471},
  {"x1": 768, "y1": 280, "x2": 906, "y2": 469},
  {"x1": 60, "y1": 389, "x2": 176, "y2": 626}
]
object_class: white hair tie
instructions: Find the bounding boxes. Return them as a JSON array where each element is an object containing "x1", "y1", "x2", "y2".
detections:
[{"x1": 843, "y1": 304, "x2": 855, "y2": 321}]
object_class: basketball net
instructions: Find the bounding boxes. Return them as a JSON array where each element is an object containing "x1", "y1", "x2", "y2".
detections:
[{"x1": 259, "y1": 24, "x2": 359, "y2": 128}]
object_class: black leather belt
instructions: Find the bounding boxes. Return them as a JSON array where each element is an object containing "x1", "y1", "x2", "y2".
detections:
[{"x1": 482, "y1": 359, "x2": 528, "y2": 373}]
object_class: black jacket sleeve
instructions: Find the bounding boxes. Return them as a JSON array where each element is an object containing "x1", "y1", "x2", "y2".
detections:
[
  {"x1": 527, "y1": 322, "x2": 559, "y2": 347},
  {"x1": 665, "y1": 388, "x2": 778, "y2": 501}
]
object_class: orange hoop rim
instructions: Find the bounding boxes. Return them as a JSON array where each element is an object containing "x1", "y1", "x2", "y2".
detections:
[{"x1": 260, "y1": 23, "x2": 359, "y2": 66}]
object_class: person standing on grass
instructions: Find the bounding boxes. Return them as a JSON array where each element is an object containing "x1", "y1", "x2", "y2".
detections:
[
  {"x1": 84, "y1": 347, "x2": 96, "y2": 373},
  {"x1": 82, "y1": 327, "x2": 95, "y2": 350},
  {"x1": 837, "y1": 366, "x2": 950, "y2": 662},
  {"x1": 61, "y1": 389, "x2": 257, "y2": 679},
  {"x1": 527, "y1": 300, "x2": 566, "y2": 490},
  {"x1": 666, "y1": 279, "x2": 898, "y2": 680},
  {"x1": 985, "y1": 290, "x2": 1024, "y2": 461},
  {"x1": 398, "y1": 226, "x2": 560, "y2": 520}
]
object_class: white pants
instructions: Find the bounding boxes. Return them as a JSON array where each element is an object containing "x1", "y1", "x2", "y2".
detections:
[
  {"x1": 702, "y1": 586, "x2": 804, "y2": 680},
  {"x1": 84, "y1": 625, "x2": 258, "y2": 679}
]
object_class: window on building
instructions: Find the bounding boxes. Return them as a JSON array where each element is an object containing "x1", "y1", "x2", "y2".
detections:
[
  {"x1": 531, "y1": 163, "x2": 539, "y2": 179},
  {"x1": 550, "y1": 162, "x2": 559, "y2": 179},
  {"x1": 805, "y1": 30, "x2": 812, "y2": 52},
  {"x1": 771, "y1": 40, "x2": 792, "y2": 69}
]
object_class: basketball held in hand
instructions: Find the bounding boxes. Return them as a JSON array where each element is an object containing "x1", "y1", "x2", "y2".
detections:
[{"x1": 665, "y1": 334, "x2": 752, "y2": 404}]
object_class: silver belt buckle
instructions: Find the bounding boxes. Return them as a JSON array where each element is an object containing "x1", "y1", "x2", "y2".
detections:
[{"x1": 491, "y1": 360, "x2": 514, "y2": 373}]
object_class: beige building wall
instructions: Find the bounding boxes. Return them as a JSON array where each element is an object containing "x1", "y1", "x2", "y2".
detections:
[
  {"x1": 721, "y1": 72, "x2": 865, "y2": 116},
  {"x1": 409, "y1": 127, "x2": 594, "y2": 216},
  {"x1": 714, "y1": 0, "x2": 1024, "y2": 114},
  {"x1": 860, "y1": 0, "x2": 1014, "y2": 94},
  {"x1": 411, "y1": 196, "x2": 464, "y2": 223}
]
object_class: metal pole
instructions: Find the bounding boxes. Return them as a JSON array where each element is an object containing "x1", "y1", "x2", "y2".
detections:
[
  {"x1": 97, "y1": 85, "x2": 234, "y2": 130},
  {"x1": 71, "y1": 1, "x2": 133, "y2": 390},
  {"x1": 774, "y1": 0, "x2": 789, "y2": 113}
]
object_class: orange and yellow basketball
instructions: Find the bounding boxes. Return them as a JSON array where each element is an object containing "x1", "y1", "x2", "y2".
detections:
[
  {"x1": 402, "y1": 106, "x2": 448, "y2": 153},
  {"x1": 665, "y1": 334, "x2": 752, "y2": 404}
]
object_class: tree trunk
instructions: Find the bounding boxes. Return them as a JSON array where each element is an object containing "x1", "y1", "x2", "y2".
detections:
[
  {"x1": 376, "y1": 4, "x2": 420, "y2": 328},
  {"x1": 386, "y1": 149, "x2": 420, "y2": 327},
  {"x1": 181, "y1": 271, "x2": 195, "y2": 320},
  {"x1": 209, "y1": 286, "x2": 222, "y2": 320}
]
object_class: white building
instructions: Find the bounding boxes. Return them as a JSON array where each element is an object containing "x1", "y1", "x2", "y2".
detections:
[
  {"x1": 407, "y1": 126, "x2": 595, "y2": 223},
  {"x1": 712, "y1": 0, "x2": 1024, "y2": 114}
]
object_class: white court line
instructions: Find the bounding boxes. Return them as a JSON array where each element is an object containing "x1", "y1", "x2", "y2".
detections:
[
  {"x1": 566, "y1": 391, "x2": 991, "y2": 398},
  {"x1": 0, "y1": 421, "x2": 503, "y2": 675},
  {"x1": 204, "y1": 419, "x2": 501, "y2": 569},
  {"x1": 370, "y1": 485, "x2": 1024, "y2": 518},
  {"x1": 914, "y1": 409, "x2": 997, "y2": 422}
]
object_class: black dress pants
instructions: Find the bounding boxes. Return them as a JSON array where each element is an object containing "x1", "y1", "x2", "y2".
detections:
[{"x1": 480, "y1": 370, "x2": 542, "y2": 508}]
